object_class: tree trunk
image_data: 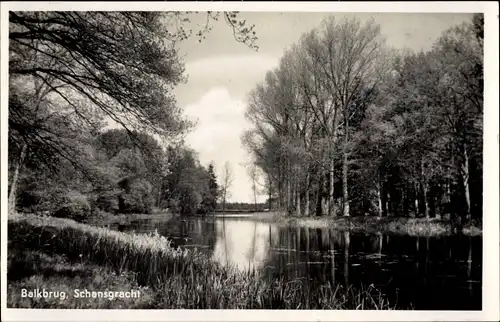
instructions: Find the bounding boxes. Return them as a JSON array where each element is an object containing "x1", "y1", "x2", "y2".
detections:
[
  {"x1": 421, "y1": 160, "x2": 429, "y2": 219},
  {"x1": 414, "y1": 181, "x2": 420, "y2": 217},
  {"x1": 328, "y1": 126, "x2": 337, "y2": 217},
  {"x1": 322, "y1": 171, "x2": 329, "y2": 216},
  {"x1": 462, "y1": 142, "x2": 471, "y2": 221},
  {"x1": 378, "y1": 232, "x2": 383, "y2": 267},
  {"x1": 304, "y1": 172, "x2": 310, "y2": 217},
  {"x1": 342, "y1": 115, "x2": 349, "y2": 217},
  {"x1": 376, "y1": 180, "x2": 383, "y2": 218},
  {"x1": 328, "y1": 158, "x2": 335, "y2": 217},
  {"x1": 295, "y1": 181, "x2": 301, "y2": 217},
  {"x1": 253, "y1": 183, "x2": 258, "y2": 213},
  {"x1": 385, "y1": 191, "x2": 390, "y2": 217},
  {"x1": 8, "y1": 143, "x2": 28, "y2": 213},
  {"x1": 286, "y1": 162, "x2": 291, "y2": 214},
  {"x1": 278, "y1": 161, "x2": 283, "y2": 210},
  {"x1": 423, "y1": 186, "x2": 429, "y2": 219},
  {"x1": 316, "y1": 171, "x2": 323, "y2": 216},
  {"x1": 268, "y1": 175, "x2": 273, "y2": 211},
  {"x1": 322, "y1": 195, "x2": 328, "y2": 216},
  {"x1": 222, "y1": 189, "x2": 227, "y2": 213}
]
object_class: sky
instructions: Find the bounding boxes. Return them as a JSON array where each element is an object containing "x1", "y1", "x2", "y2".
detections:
[{"x1": 172, "y1": 12, "x2": 473, "y2": 203}]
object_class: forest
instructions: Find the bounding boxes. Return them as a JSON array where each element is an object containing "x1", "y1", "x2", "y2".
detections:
[
  {"x1": 5, "y1": 10, "x2": 489, "y2": 312},
  {"x1": 242, "y1": 14, "x2": 483, "y2": 225},
  {"x1": 7, "y1": 11, "x2": 258, "y2": 221},
  {"x1": 8, "y1": 12, "x2": 484, "y2": 228}
]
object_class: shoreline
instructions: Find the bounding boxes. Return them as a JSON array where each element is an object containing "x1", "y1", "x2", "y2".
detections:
[
  {"x1": 274, "y1": 216, "x2": 482, "y2": 237},
  {"x1": 84, "y1": 212, "x2": 174, "y2": 226},
  {"x1": 210, "y1": 212, "x2": 482, "y2": 237},
  {"x1": 85, "y1": 210, "x2": 481, "y2": 237},
  {"x1": 7, "y1": 213, "x2": 399, "y2": 309}
]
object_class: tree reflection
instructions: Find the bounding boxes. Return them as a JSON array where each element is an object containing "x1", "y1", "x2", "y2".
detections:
[
  {"x1": 114, "y1": 218, "x2": 482, "y2": 310},
  {"x1": 344, "y1": 231, "x2": 350, "y2": 288},
  {"x1": 329, "y1": 229, "x2": 335, "y2": 286}
]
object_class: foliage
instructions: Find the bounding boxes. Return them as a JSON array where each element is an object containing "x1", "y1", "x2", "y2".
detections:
[
  {"x1": 95, "y1": 191, "x2": 120, "y2": 215},
  {"x1": 243, "y1": 14, "x2": 483, "y2": 224},
  {"x1": 162, "y1": 146, "x2": 218, "y2": 216},
  {"x1": 199, "y1": 163, "x2": 219, "y2": 214},
  {"x1": 52, "y1": 191, "x2": 91, "y2": 222},
  {"x1": 8, "y1": 11, "x2": 253, "y2": 218},
  {"x1": 118, "y1": 178, "x2": 155, "y2": 214}
]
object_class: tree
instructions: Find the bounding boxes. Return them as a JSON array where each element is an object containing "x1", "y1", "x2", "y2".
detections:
[
  {"x1": 244, "y1": 16, "x2": 390, "y2": 218},
  {"x1": 243, "y1": 14, "x2": 482, "y2": 228},
  {"x1": 8, "y1": 11, "x2": 258, "y2": 213},
  {"x1": 220, "y1": 161, "x2": 234, "y2": 213},
  {"x1": 161, "y1": 146, "x2": 210, "y2": 216},
  {"x1": 247, "y1": 162, "x2": 260, "y2": 212},
  {"x1": 298, "y1": 16, "x2": 391, "y2": 217},
  {"x1": 200, "y1": 163, "x2": 219, "y2": 215}
]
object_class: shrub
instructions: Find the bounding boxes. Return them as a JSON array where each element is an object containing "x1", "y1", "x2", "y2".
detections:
[
  {"x1": 118, "y1": 178, "x2": 154, "y2": 214},
  {"x1": 96, "y1": 191, "x2": 120, "y2": 214},
  {"x1": 178, "y1": 184, "x2": 201, "y2": 216},
  {"x1": 52, "y1": 191, "x2": 91, "y2": 222},
  {"x1": 18, "y1": 186, "x2": 67, "y2": 215},
  {"x1": 167, "y1": 196, "x2": 181, "y2": 214}
]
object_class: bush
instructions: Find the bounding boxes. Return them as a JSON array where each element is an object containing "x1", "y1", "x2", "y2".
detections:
[
  {"x1": 118, "y1": 178, "x2": 154, "y2": 214},
  {"x1": 52, "y1": 191, "x2": 91, "y2": 222},
  {"x1": 18, "y1": 186, "x2": 68, "y2": 215},
  {"x1": 95, "y1": 191, "x2": 120, "y2": 214},
  {"x1": 167, "y1": 196, "x2": 181, "y2": 214},
  {"x1": 178, "y1": 185, "x2": 201, "y2": 216}
]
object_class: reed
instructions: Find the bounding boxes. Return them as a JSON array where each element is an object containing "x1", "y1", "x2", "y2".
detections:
[{"x1": 8, "y1": 213, "x2": 399, "y2": 309}]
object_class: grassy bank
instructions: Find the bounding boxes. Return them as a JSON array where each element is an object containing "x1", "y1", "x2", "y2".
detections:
[
  {"x1": 84, "y1": 212, "x2": 174, "y2": 226},
  {"x1": 276, "y1": 215, "x2": 482, "y2": 237},
  {"x1": 8, "y1": 213, "x2": 398, "y2": 309},
  {"x1": 7, "y1": 248, "x2": 155, "y2": 309}
]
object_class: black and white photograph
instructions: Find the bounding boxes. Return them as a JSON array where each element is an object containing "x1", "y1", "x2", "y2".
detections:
[{"x1": 1, "y1": 2, "x2": 499, "y2": 322}]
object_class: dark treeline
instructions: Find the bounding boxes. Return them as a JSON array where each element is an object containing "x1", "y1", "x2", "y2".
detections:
[
  {"x1": 242, "y1": 14, "x2": 483, "y2": 224},
  {"x1": 11, "y1": 126, "x2": 221, "y2": 219},
  {"x1": 8, "y1": 11, "x2": 259, "y2": 221},
  {"x1": 215, "y1": 202, "x2": 268, "y2": 212}
]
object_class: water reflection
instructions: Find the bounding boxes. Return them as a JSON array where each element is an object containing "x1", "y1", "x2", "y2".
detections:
[
  {"x1": 111, "y1": 216, "x2": 482, "y2": 310},
  {"x1": 212, "y1": 219, "x2": 278, "y2": 271}
]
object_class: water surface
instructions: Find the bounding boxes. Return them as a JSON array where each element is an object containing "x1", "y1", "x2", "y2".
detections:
[{"x1": 109, "y1": 214, "x2": 482, "y2": 310}]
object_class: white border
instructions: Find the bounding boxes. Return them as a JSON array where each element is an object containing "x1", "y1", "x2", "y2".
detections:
[{"x1": 1, "y1": 2, "x2": 499, "y2": 322}]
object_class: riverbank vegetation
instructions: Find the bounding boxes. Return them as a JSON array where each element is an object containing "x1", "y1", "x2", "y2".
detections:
[
  {"x1": 8, "y1": 12, "x2": 483, "y2": 234},
  {"x1": 7, "y1": 12, "x2": 255, "y2": 221},
  {"x1": 277, "y1": 215, "x2": 482, "y2": 236},
  {"x1": 8, "y1": 213, "x2": 399, "y2": 309},
  {"x1": 243, "y1": 15, "x2": 483, "y2": 229}
]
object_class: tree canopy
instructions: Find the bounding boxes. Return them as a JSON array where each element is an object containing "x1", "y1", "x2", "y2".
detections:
[
  {"x1": 8, "y1": 11, "x2": 255, "y2": 217},
  {"x1": 243, "y1": 14, "x2": 483, "y2": 224}
]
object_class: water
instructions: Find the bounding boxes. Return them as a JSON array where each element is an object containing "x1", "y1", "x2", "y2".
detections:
[{"x1": 108, "y1": 214, "x2": 482, "y2": 310}]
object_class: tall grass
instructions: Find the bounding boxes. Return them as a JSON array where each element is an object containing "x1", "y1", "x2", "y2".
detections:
[
  {"x1": 7, "y1": 248, "x2": 156, "y2": 309},
  {"x1": 8, "y1": 213, "x2": 398, "y2": 309}
]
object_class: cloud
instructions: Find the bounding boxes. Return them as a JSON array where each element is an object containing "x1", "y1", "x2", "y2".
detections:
[
  {"x1": 174, "y1": 54, "x2": 279, "y2": 204},
  {"x1": 183, "y1": 87, "x2": 265, "y2": 203},
  {"x1": 174, "y1": 54, "x2": 279, "y2": 108}
]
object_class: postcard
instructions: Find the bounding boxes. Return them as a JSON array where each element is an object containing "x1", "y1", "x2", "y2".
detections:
[{"x1": 1, "y1": 1, "x2": 498, "y2": 321}]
